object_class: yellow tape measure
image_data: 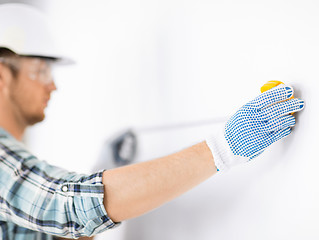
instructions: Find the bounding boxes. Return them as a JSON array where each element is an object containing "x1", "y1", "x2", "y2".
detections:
[{"x1": 260, "y1": 80, "x2": 284, "y2": 93}]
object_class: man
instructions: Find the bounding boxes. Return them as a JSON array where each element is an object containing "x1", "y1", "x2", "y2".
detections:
[{"x1": 0, "y1": 3, "x2": 305, "y2": 240}]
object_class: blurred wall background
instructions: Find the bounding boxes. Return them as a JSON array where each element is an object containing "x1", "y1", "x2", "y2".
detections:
[{"x1": 1, "y1": 0, "x2": 318, "y2": 239}]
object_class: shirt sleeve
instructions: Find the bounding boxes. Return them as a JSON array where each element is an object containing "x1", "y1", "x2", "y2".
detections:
[{"x1": 0, "y1": 134, "x2": 120, "y2": 238}]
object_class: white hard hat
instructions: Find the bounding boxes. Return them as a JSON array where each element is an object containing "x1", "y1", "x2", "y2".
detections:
[{"x1": 0, "y1": 3, "x2": 73, "y2": 65}]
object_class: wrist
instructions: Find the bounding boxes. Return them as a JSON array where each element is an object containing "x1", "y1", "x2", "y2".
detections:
[{"x1": 206, "y1": 130, "x2": 248, "y2": 171}]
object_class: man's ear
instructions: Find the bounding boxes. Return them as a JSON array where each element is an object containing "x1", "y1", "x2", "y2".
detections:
[
  {"x1": 0, "y1": 63, "x2": 5, "y2": 88},
  {"x1": 0, "y1": 62, "x2": 10, "y2": 90}
]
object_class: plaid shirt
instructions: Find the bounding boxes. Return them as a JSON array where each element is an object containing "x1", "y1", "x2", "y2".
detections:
[{"x1": 0, "y1": 128, "x2": 119, "y2": 239}]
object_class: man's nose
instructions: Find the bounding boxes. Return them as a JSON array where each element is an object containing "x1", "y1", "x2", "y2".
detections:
[{"x1": 45, "y1": 79, "x2": 57, "y2": 92}]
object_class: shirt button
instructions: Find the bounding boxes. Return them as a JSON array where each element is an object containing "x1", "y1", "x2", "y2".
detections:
[{"x1": 61, "y1": 185, "x2": 68, "y2": 192}]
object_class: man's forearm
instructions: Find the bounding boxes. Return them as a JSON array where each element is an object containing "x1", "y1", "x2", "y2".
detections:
[{"x1": 102, "y1": 141, "x2": 217, "y2": 222}]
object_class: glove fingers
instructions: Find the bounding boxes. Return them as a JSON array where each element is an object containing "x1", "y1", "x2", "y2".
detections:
[
  {"x1": 250, "y1": 84, "x2": 294, "y2": 109},
  {"x1": 270, "y1": 127, "x2": 292, "y2": 143},
  {"x1": 265, "y1": 114, "x2": 296, "y2": 132},
  {"x1": 262, "y1": 98, "x2": 304, "y2": 121}
]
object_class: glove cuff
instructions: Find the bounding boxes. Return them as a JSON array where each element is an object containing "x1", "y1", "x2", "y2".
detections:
[{"x1": 206, "y1": 129, "x2": 248, "y2": 171}]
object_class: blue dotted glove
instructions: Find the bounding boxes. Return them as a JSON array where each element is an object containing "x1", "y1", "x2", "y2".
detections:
[{"x1": 206, "y1": 84, "x2": 305, "y2": 171}]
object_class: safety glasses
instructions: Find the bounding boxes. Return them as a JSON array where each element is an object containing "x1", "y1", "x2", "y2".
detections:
[
  {"x1": 24, "y1": 58, "x2": 54, "y2": 85},
  {"x1": 0, "y1": 56, "x2": 54, "y2": 85}
]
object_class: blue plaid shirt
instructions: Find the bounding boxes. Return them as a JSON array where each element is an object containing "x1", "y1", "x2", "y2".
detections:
[{"x1": 0, "y1": 128, "x2": 119, "y2": 239}]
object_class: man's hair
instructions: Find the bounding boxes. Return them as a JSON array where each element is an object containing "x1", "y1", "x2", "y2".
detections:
[
  {"x1": 0, "y1": 48, "x2": 20, "y2": 78},
  {"x1": 0, "y1": 47, "x2": 17, "y2": 57}
]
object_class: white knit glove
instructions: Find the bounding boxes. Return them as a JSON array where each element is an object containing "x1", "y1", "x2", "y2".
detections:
[{"x1": 206, "y1": 84, "x2": 305, "y2": 171}]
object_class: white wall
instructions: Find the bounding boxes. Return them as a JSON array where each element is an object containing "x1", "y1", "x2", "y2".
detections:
[{"x1": 26, "y1": 0, "x2": 318, "y2": 239}]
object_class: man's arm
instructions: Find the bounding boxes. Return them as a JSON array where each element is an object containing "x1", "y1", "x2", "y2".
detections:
[
  {"x1": 102, "y1": 84, "x2": 305, "y2": 223},
  {"x1": 102, "y1": 141, "x2": 217, "y2": 222}
]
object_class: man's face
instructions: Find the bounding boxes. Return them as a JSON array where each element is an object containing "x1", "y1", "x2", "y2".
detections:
[{"x1": 7, "y1": 57, "x2": 57, "y2": 125}]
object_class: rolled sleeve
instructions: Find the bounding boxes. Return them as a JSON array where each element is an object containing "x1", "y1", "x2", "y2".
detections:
[{"x1": 53, "y1": 170, "x2": 120, "y2": 237}]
